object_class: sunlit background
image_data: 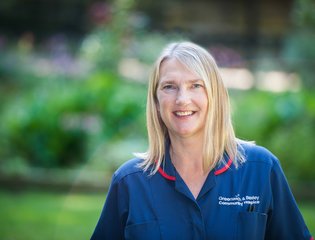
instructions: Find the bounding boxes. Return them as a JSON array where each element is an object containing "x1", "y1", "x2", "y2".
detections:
[{"x1": 0, "y1": 0, "x2": 314, "y2": 239}]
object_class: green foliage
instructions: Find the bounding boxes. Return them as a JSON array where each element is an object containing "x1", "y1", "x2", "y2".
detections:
[
  {"x1": 293, "y1": 0, "x2": 315, "y2": 28},
  {"x1": 282, "y1": 0, "x2": 315, "y2": 89},
  {"x1": 83, "y1": 71, "x2": 147, "y2": 139},
  {"x1": 282, "y1": 30, "x2": 315, "y2": 89},
  {"x1": 80, "y1": 0, "x2": 135, "y2": 71},
  {"x1": 1, "y1": 0, "x2": 314, "y2": 185},
  {"x1": 0, "y1": 0, "x2": 187, "y2": 171},
  {"x1": 0, "y1": 69, "x2": 146, "y2": 168},
  {"x1": 80, "y1": 29, "x2": 122, "y2": 70},
  {"x1": 0, "y1": 0, "x2": 149, "y2": 169},
  {"x1": 232, "y1": 90, "x2": 315, "y2": 181},
  {"x1": 127, "y1": 32, "x2": 186, "y2": 64}
]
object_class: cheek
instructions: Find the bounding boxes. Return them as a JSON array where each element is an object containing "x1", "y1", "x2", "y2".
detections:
[
  {"x1": 199, "y1": 92, "x2": 209, "y2": 108},
  {"x1": 203, "y1": 97, "x2": 209, "y2": 109},
  {"x1": 156, "y1": 99, "x2": 172, "y2": 124},
  {"x1": 157, "y1": 93, "x2": 171, "y2": 110},
  {"x1": 157, "y1": 100, "x2": 167, "y2": 118}
]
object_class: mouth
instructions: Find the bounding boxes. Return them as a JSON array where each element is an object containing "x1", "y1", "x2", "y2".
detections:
[{"x1": 173, "y1": 111, "x2": 195, "y2": 117}]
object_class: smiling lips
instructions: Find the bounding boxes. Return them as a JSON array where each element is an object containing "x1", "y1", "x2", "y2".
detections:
[{"x1": 174, "y1": 111, "x2": 195, "y2": 117}]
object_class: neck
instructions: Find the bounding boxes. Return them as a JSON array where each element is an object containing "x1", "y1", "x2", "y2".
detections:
[{"x1": 169, "y1": 135, "x2": 205, "y2": 174}]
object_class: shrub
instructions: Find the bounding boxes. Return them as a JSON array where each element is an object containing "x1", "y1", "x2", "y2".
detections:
[
  {"x1": 232, "y1": 90, "x2": 315, "y2": 181},
  {"x1": 0, "y1": 71, "x2": 147, "y2": 168}
]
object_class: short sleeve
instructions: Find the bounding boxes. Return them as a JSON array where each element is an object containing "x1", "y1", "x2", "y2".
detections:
[
  {"x1": 265, "y1": 158, "x2": 312, "y2": 239},
  {"x1": 90, "y1": 173, "x2": 128, "y2": 240}
]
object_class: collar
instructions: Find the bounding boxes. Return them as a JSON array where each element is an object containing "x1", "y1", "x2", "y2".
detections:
[
  {"x1": 158, "y1": 144, "x2": 233, "y2": 181},
  {"x1": 158, "y1": 144, "x2": 176, "y2": 181}
]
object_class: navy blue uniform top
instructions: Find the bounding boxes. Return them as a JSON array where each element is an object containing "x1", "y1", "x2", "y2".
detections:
[{"x1": 91, "y1": 143, "x2": 313, "y2": 240}]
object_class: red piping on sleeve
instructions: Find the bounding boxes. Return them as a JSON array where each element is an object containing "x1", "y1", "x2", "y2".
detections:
[{"x1": 214, "y1": 158, "x2": 233, "y2": 176}]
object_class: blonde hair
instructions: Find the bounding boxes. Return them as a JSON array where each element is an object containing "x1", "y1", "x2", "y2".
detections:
[{"x1": 136, "y1": 41, "x2": 244, "y2": 174}]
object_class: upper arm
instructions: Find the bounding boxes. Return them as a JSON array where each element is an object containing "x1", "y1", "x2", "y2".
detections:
[
  {"x1": 91, "y1": 174, "x2": 128, "y2": 240},
  {"x1": 265, "y1": 159, "x2": 312, "y2": 239}
]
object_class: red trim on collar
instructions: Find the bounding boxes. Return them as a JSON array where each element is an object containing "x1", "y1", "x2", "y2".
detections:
[
  {"x1": 158, "y1": 158, "x2": 233, "y2": 180},
  {"x1": 158, "y1": 167, "x2": 176, "y2": 181},
  {"x1": 214, "y1": 158, "x2": 233, "y2": 175}
]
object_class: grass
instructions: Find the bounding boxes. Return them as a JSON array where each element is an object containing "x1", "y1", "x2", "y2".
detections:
[
  {"x1": 0, "y1": 190, "x2": 105, "y2": 240},
  {"x1": 299, "y1": 201, "x2": 315, "y2": 235},
  {"x1": 0, "y1": 190, "x2": 314, "y2": 239}
]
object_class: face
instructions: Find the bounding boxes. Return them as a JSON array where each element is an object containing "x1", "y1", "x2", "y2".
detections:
[{"x1": 156, "y1": 58, "x2": 208, "y2": 140}]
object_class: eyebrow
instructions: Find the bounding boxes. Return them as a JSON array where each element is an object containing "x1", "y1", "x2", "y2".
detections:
[{"x1": 159, "y1": 78, "x2": 204, "y2": 85}]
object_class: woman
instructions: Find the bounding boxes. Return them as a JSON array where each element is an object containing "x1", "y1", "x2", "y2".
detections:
[{"x1": 91, "y1": 42, "x2": 313, "y2": 239}]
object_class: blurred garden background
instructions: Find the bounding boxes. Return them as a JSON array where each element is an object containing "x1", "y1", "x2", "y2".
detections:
[{"x1": 0, "y1": 0, "x2": 314, "y2": 239}]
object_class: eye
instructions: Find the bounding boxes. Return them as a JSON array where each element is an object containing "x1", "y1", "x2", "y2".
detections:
[
  {"x1": 192, "y1": 83, "x2": 204, "y2": 89},
  {"x1": 162, "y1": 84, "x2": 176, "y2": 90}
]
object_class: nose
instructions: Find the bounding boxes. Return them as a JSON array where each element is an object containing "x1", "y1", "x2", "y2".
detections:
[{"x1": 175, "y1": 88, "x2": 191, "y2": 106}]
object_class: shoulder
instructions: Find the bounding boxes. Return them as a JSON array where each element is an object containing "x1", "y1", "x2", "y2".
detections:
[
  {"x1": 239, "y1": 141, "x2": 279, "y2": 167},
  {"x1": 112, "y1": 157, "x2": 146, "y2": 182},
  {"x1": 236, "y1": 142, "x2": 286, "y2": 180}
]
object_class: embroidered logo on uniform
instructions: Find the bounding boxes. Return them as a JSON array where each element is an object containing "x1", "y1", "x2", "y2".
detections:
[{"x1": 218, "y1": 194, "x2": 260, "y2": 207}]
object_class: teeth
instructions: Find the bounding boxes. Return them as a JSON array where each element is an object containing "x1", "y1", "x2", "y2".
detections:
[{"x1": 175, "y1": 111, "x2": 193, "y2": 116}]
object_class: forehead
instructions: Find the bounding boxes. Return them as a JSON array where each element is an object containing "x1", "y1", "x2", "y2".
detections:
[{"x1": 159, "y1": 58, "x2": 201, "y2": 82}]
